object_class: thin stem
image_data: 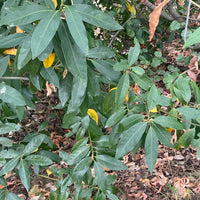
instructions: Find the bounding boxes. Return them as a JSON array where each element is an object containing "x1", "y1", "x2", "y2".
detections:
[
  {"x1": 0, "y1": 77, "x2": 29, "y2": 81},
  {"x1": 189, "y1": 0, "x2": 200, "y2": 9},
  {"x1": 36, "y1": 174, "x2": 59, "y2": 181},
  {"x1": 108, "y1": 15, "x2": 133, "y2": 47}
]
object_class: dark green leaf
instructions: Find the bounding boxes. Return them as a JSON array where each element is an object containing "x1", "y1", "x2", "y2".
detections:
[
  {"x1": 183, "y1": 27, "x2": 200, "y2": 48},
  {"x1": 115, "y1": 72, "x2": 129, "y2": 108},
  {"x1": 25, "y1": 155, "x2": 53, "y2": 166},
  {"x1": 45, "y1": 0, "x2": 56, "y2": 10},
  {"x1": 0, "y1": 4, "x2": 51, "y2": 26},
  {"x1": 144, "y1": 127, "x2": 158, "y2": 174},
  {"x1": 0, "y1": 137, "x2": 12, "y2": 147},
  {"x1": 177, "y1": 107, "x2": 200, "y2": 120},
  {"x1": 62, "y1": 111, "x2": 81, "y2": 129},
  {"x1": 113, "y1": 60, "x2": 129, "y2": 71},
  {"x1": 0, "y1": 33, "x2": 26, "y2": 48},
  {"x1": 154, "y1": 116, "x2": 184, "y2": 130},
  {"x1": 94, "y1": 161, "x2": 107, "y2": 192},
  {"x1": 128, "y1": 41, "x2": 140, "y2": 66},
  {"x1": 147, "y1": 85, "x2": 160, "y2": 111},
  {"x1": 103, "y1": 90, "x2": 116, "y2": 114},
  {"x1": 5, "y1": 192, "x2": 22, "y2": 200},
  {"x1": 116, "y1": 122, "x2": 147, "y2": 158},
  {"x1": 72, "y1": 157, "x2": 92, "y2": 180},
  {"x1": 191, "y1": 81, "x2": 200, "y2": 104},
  {"x1": 130, "y1": 72, "x2": 153, "y2": 91},
  {"x1": 96, "y1": 155, "x2": 128, "y2": 170},
  {"x1": 65, "y1": 6, "x2": 89, "y2": 53},
  {"x1": 23, "y1": 134, "x2": 45, "y2": 155},
  {"x1": 176, "y1": 128, "x2": 195, "y2": 149},
  {"x1": 88, "y1": 46, "x2": 115, "y2": 59},
  {"x1": 0, "y1": 149, "x2": 19, "y2": 159},
  {"x1": 18, "y1": 159, "x2": 30, "y2": 191},
  {"x1": 0, "y1": 157, "x2": 19, "y2": 176},
  {"x1": 0, "y1": 56, "x2": 9, "y2": 77},
  {"x1": 105, "y1": 109, "x2": 126, "y2": 128},
  {"x1": 72, "y1": 4, "x2": 123, "y2": 31},
  {"x1": 151, "y1": 123, "x2": 174, "y2": 148},
  {"x1": 0, "y1": 123, "x2": 20, "y2": 135},
  {"x1": 31, "y1": 10, "x2": 60, "y2": 59},
  {"x1": 118, "y1": 114, "x2": 145, "y2": 132}
]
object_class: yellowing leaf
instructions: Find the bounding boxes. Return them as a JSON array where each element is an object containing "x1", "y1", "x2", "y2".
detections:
[
  {"x1": 109, "y1": 87, "x2": 117, "y2": 92},
  {"x1": 149, "y1": 0, "x2": 170, "y2": 41},
  {"x1": 8, "y1": 58, "x2": 11, "y2": 66},
  {"x1": 165, "y1": 127, "x2": 173, "y2": 133},
  {"x1": 52, "y1": 0, "x2": 57, "y2": 8},
  {"x1": 87, "y1": 109, "x2": 98, "y2": 125},
  {"x1": 32, "y1": 148, "x2": 38, "y2": 153},
  {"x1": 126, "y1": 1, "x2": 136, "y2": 16},
  {"x1": 43, "y1": 53, "x2": 55, "y2": 68},
  {"x1": 125, "y1": 90, "x2": 129, "y2": 102},
  {"x1": 46, "y1": 168, "x2": 52, "y2": 176},
  {"x1": 16, "y1": 26, "x2": 23, "y2": 33},
  {"x1": 150, "y1": 106, "x2": 157, "y2": 113},
  {"x1": 3, "y1": 48, "x2": 17, "y2": 55}
]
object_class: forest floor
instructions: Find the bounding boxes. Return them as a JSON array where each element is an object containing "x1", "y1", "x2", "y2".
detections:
[{"x1": 7, "y1": 38, "x2": 200, "y2": 200}]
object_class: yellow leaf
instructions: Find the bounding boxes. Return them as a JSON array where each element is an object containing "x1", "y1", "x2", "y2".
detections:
[
  {"x1": 165, "y1": 127, "x2": 173, "y2": 133},
  {"x1": 52, "y1": 0, "x2": 57, "y2": 8},
  {"x1": 87, "y1": 109, "x2": 98, "y2": 125},
  {"x1": 32, "y1": 148, "x2": 38, "y2": 153},
  {"x1": 16, "y1": 26, "x2": 23, "y2": 33},
  {"x1": 109, "y1": 87, "x2": 117, "y2": 92},
  {"x1": 150, "y1": 106, "x2": 157, "y2": 113},
  {"x1": 126, "y1": 1, "x2": 136, "y2": 16},
  {"x1": 8, "y1": 58, "x2": 11, "y2": 66},
  {"x1": 46, "y1": 168, "x2": 52, "y2": 176},
  {"x1": 125, "y1": 90, "x2": 129, "y2": 102},
  {"x1": 43, "y1": 53, "x2": 55, "y2": 68},
  {"x1": 3, "y1": 48, "x2": 17, "y2": 55}
]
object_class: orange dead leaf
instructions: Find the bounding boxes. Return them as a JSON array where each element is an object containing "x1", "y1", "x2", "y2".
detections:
[
  {"x1": 141, "y1": 0, "x2": 146, "y2": 4},
  {"x1": 43, "y1": 53, "x2": 55, "y2": 68},
  {"x1": 16, "y1": 26, "x2": 23, "y2": 33},
  {"x1": 3, "y1": 48, "x2": 17, "y2": 55},
  {"x1": 149, "y1": 0, "x2": 170, "y2": 41},
  {"x1": 133, "y1": 83, "x2": 140, "y2": 95},
  {"x1": 46, "y1": 81, "x2": 56, "y2": 96},
  {"x1": 178, "y1": 0, "x2": 185, "y2": 6}
]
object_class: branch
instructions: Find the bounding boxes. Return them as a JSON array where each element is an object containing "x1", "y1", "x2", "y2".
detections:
[
  {"x1": 184, "y1": 0, "x2": 191, "y2": 42},
  {"x1": 0, "y1": 77, "x2": 29, "y2": 81}
]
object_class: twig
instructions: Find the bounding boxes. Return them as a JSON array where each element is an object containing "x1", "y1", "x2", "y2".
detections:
[
  {"x1": 184, "y1": 0, "x2": 191, "y2": 43},
  {"x1": 189, "y1": 0, "x2": 200, "y2": 9},
  {"x1": 36, "y1": 174, "x2": 59, "y2": 181},
  {"x1": 171, "y1": 65, "x2": 196, "y2": 84},
  {"x1": 108, "y1": 15, "x2": 133, "y2": 47},
  {"x1": 0, "y1": 77, "x2": 29, "y2": 81}
]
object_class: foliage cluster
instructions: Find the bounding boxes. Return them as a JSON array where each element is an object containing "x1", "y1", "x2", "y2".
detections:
[{"x1": 0, "y1": 0, "x2": 200, "y2": 199}]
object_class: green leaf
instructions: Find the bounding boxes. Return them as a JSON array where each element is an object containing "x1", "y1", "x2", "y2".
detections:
[
  {"x1": 144, "y1": 127, "x2": 158, "y2": 174},
  {"x1": 31, "y1": 10, "x2": 60, "y2": 59},
  {"x1": 23, "y1": 134, "x2": 45, "y2": 155},
  {"x1": 0, "y1": 56, "x2": 9, "y2": 77},
  {"x1": 103, "y1": 90, "x2": 116, "y2": 114},
  {"x1": 65, "y1": 6, "x2": 89, "y2": 54},
  {"x1": 177, "y1": 107, "x2": 200, "y2": 120},
  {"x1": 38, "y1": 121, "x2": 49, "y2": 132},
  {"x1": 72, "y1": 4, "x2": 123, "y2": 31},
  {"x1": 96, "y1": 155, "x2": 128, "y2": 170},
  {"x1": 91, "y1": 59, "x2": 121, "y2": 82},
  {"x1": 0, "y1": 149, "x2": 19, "y2": 159},
  {"x1": 25, "y1": 155, "x2": 53, "y2": 166},
  {"x1": 113, "y1": 60, "x2": 129, "y2": 71},
  {"x1": 131, "y1": 66, "x2": 145, "y2": 75},
  {"x1": 118, "y1": 114, "x2": 145, "y2": 132},
  {"x1": 5, "y1": 192, "x2": 22, "y2": 200},
  {"x1": 183, "y1": 27, "x2": 200, "y2": 48},
  {"x1": 116, "y1": 122, "x2": 147, "y2": 158},
  {"x1": 45, "y1": 0, "x2": 56, "y2": 10},
  {"x1": 0, "y1": 137, "x2": 12, "y2": 147},
  {"x1": 191, "y1": 81, "x2": 200, "y2": 104},
  {"x1": 115, "y1": 72, "x2": 129, "y2": 108},
  {"x1": 17, "y1": 35, "x2": 32, "y2": 70},
  {"x1": 147, "y1": 84, "x2": 160, "y2": 111},
  {"x1": 62, "y1": 111, "x2": 81, "y2": 129},
  {"x1": 176, "y1": 128, "x2": 195, "y2": 149},
  {"x1": 18, "y1": 159, "x2": 30, "y2": 191},
  {"x1": 170, "y1": 21, "x2": 181, "y2": 31},
  {"x1": 154, "y1": 116, "x2": 184, "y2": 130},
  {"x1": 130, "y1": 72, "x2": 153, "y2": 91},
  {"x1": 128, "y1": 41, "x2": 140, "y2": 66},
  {"x1": 106, "y1": 191, "x2": 119, "y2": 200},
  {"x1": 0, "y1": 83, "x2": 26, "y2": 106},
  {"x1": 151, "y1": 123, "x2": 174, "y2": 148},
  {"x1": 88, "y1": 46, "x2": 115, "y2": 59},
  {"x1": 0, "y1": 123, "x2": 20, "y2": 135},
  {"x1": 40, "y1": 67, "x2": 59, "y2": 88},
  {"x1": 0, "y1": 33, "x2": 26, "y2": 48},
  {"x1": 0, "y1": 157, "x2": 19, "y2": 176},
  {"x1": 105, "y1": 109, "x2": 126, "y2": 128},
  {"x1": 0, "y1": 4, "x2": 51, "y2": 26},
  {"x1": 72, "y1": 157, "x2": 92, "y2": 180},
  {"x1": 94, "y1": 161, "x2": 107, "y2": 192}
]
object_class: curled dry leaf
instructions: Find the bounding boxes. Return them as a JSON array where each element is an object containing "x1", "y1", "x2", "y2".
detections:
[
  {"x1": 63, "y1": 68, "x2": 68, "y2": 79},
  {"x1": 149, "y1": 0, "x2": 170, "y2": 41},
  {"x1": 133, "y1": 83, "x2": 140, "y2": 95},
  {"x1": 46, "y1": 81, "x2": 56, "y2": 96}
]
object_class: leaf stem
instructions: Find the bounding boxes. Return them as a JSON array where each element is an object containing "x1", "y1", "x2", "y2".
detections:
[
  {"x1": 36, "y1": 173, "x2": 59, "y2": 181},
  {"x1": 0, "y1": 77, "x2": 29, "y2": 81}
]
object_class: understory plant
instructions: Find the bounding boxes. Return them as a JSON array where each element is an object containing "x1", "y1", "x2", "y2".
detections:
[{"x1": 0, "y1": 0, "x2": 200, "y2": 199}]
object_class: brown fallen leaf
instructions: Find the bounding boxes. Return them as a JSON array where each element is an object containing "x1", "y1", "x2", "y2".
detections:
[{"x1": 149, "y1": 0, "x2": 170, "y2": 41}]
